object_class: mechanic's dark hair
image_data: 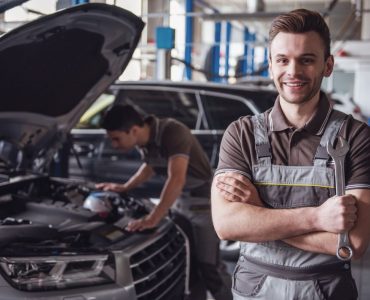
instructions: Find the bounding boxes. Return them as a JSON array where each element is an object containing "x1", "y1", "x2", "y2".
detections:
[
  {"x1": 269, "y1": 9, "x2": 331, "y2": 59},
  {"x1": 100, "y1": 104, "x2": 144, "y2": 132}
]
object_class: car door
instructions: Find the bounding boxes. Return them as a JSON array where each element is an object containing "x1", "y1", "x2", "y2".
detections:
[{"x1": 198, "y1": 91, "x2": 259, "y2": 168}]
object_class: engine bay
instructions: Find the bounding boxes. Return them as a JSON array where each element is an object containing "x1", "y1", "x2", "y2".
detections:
[{"x1": 0, "y1": 175, "x2": 155, "y2": 255}]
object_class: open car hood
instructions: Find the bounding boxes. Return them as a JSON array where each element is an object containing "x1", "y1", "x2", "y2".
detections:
[{"x1": 0, "y1": 3, "x2": 144, "y2": 172}]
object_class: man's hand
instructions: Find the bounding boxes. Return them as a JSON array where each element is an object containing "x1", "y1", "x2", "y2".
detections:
[
  {"x1": 215, "y1": 172, "x2": 263, "y2": 206},
  {"x1": 315, "y1": 194, "x2": 357, "y2": 233},
  {"x1": 126, "y1": 213, "x2": 161, "y2": 232},
  {"x1": 95, "y1": 182, "x2": 126, "y2": 193}
]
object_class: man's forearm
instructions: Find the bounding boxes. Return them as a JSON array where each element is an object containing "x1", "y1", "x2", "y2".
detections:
[
  {"x1": 270, "y1": 189, "x2": 369, "y2": 260},
  {"x1": 149, "y1": 155, "x2": 189, "y2": 223},
  {"x1": 213, "y1": 173, "x2": 359, "y2": 256},
  {"x1": 124, "y1": 163, "x2": 154, "y2": 191},
  {"x1": 150, "y1": 177, "x2": 184, "y2": 221},
  {"x1": 283, "y1": 232, "x2": 338, "y2": 256},
  {"x1": 211, "y1": 183, "x2": 319, "y2": 242}
]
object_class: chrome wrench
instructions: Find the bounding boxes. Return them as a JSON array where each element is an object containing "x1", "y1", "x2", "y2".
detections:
[{"x1": 327, "y1": 136, "x2": 353, "y2": 261}]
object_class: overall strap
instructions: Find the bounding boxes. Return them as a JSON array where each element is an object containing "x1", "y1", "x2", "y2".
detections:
[
  {"x1": 252, "y1": 113, "x2": 272, "y2": 166},
  {"x1": 314, "y1": 110, "x2": 347, "y2": 167}
]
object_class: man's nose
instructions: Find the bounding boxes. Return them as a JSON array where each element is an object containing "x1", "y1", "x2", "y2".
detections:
[{"x1": 287, "y1": 61, "x2": 302, "y2": 76}]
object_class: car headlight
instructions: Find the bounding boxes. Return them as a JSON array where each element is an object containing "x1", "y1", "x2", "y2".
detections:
[{"x1": 0, "y1": 254, "x2": 115, "y2": 291}]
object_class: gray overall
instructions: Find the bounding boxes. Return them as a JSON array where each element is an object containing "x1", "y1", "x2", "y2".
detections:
[
  {"x1": 145, "y1": 118, "x2": 232, "y2": 300},
  {"x1": 232, "y1": 110, "x2": 358, "y2": 300}
]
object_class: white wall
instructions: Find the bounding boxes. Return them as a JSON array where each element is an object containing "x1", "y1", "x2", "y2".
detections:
[{"x1": 333, "y1": 41, "x2": 370, "y2": 118}]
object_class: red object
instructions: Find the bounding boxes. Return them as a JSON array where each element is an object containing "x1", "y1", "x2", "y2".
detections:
[{"x1": 337, "y1": 49, "x2": 349, "y2": 57}]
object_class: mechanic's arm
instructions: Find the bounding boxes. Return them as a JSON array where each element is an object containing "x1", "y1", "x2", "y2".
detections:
[
  {"x1": 96, "y1": 163, "x2": 154, "y2": 193},
  {"x1": 212, "y1": 172, "x2": 355, "y2": 243},
  {"x1": 214, "y1": 172, "x2": 360, "y2": 258},
  {"x1": 127, "y1": 155, "x2": 188, "y2": 231},
  {"x1": 212, "y1": 173, "x2": 317, "y2": 242},
  {"x1": 285, "y1": 189, "x2": 370, "y2": 260}
]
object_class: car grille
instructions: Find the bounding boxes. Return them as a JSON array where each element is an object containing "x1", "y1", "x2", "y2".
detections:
[{"x1": 130, "y1": 226, "x2": 186, "y2": 300}]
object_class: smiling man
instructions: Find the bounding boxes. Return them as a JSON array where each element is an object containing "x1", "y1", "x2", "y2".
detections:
[{"x1": 211, "y1": 9, "x2": 370, "y2": 300}]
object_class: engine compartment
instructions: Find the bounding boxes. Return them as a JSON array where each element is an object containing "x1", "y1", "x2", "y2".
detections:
[{"x1": 0, "y1": 175, "x2": 155, "y2": 255}]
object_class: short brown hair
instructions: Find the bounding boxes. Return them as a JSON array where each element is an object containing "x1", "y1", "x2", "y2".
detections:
[
  {"x1": 100, "y1": 104, "x2": 144, "y2": 132},
  {"x1": 269, "y1": 9, "x2": 331, "y2": 59}
]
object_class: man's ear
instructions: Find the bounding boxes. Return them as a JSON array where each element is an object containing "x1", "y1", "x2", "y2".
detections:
[
  {"x1": 129, "y1": 125, "x2": 138, "y2": 136},
  {"x1": 324, "y1": 55, "x2": 334, "y2": 77}
]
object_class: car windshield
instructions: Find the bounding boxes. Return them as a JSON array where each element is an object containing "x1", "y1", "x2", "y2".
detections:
[
  {"x1": 77, "y1": 93, "x2": 115, "y2": 128},
  {"x1": 116, "y1": 89, "x2": 199, "y2": 129}
]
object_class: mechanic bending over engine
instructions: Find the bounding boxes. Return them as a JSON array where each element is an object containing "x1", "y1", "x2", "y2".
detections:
[
  {"x1": 96, "y1": 104, "x2": 232, "y2": 300},
  {"x1": 211, "y1": 9, "x2": 370, "y2": 300}
]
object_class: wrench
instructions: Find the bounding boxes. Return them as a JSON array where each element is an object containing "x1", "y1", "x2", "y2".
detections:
[{"x1": 327, "y1": 136, "x2": 353, "y2": 261}]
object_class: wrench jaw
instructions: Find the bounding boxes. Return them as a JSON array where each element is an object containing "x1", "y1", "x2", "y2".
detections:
[{"x1": 327, "y1": 136, "x2": 350, "y2": 157}]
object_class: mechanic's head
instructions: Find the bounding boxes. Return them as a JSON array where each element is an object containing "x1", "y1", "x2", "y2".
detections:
[
  {"x1": 100, "y1": 105, "x2": 145, "y2": 152},
  {"x1": 268, "y1": 9, "x2": 331, "y2": 60},
  {"x1": 268, "y1": 9, "x2": 334, "y2": 106}
]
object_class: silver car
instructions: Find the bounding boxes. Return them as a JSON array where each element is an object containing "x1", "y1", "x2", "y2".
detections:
[{"x1": 0, "y1": 4, "x2": 186, "y2": 300}]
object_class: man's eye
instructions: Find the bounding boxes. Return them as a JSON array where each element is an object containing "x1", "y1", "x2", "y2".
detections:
[
  {"x1": 276, "y1": 58, "x2": 288, "y2": 64},
  {"x1": 302, "y1": 58, "x2": 314, "y2": 64}
]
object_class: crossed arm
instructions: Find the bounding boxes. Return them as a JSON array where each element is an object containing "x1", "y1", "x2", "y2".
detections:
[{"x1": 211, "y1": 172, "x2": 370, "y2": 259}]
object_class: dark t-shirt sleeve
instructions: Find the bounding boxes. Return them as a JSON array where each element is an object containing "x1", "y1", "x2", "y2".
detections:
[
  {"x1": 346, "y1": 121, "x2": 370, "y2": 190},
  {"x1": 161, "y1": 121, "x2": 192, "y2": 158},
  {"x1": 215, "y1": 120, "x2": 252, "y2": 179}
]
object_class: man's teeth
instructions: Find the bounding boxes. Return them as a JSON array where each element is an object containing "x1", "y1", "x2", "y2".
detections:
[{"x1": 285, "y1": 82, "x2": 305, "y2": 87}]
